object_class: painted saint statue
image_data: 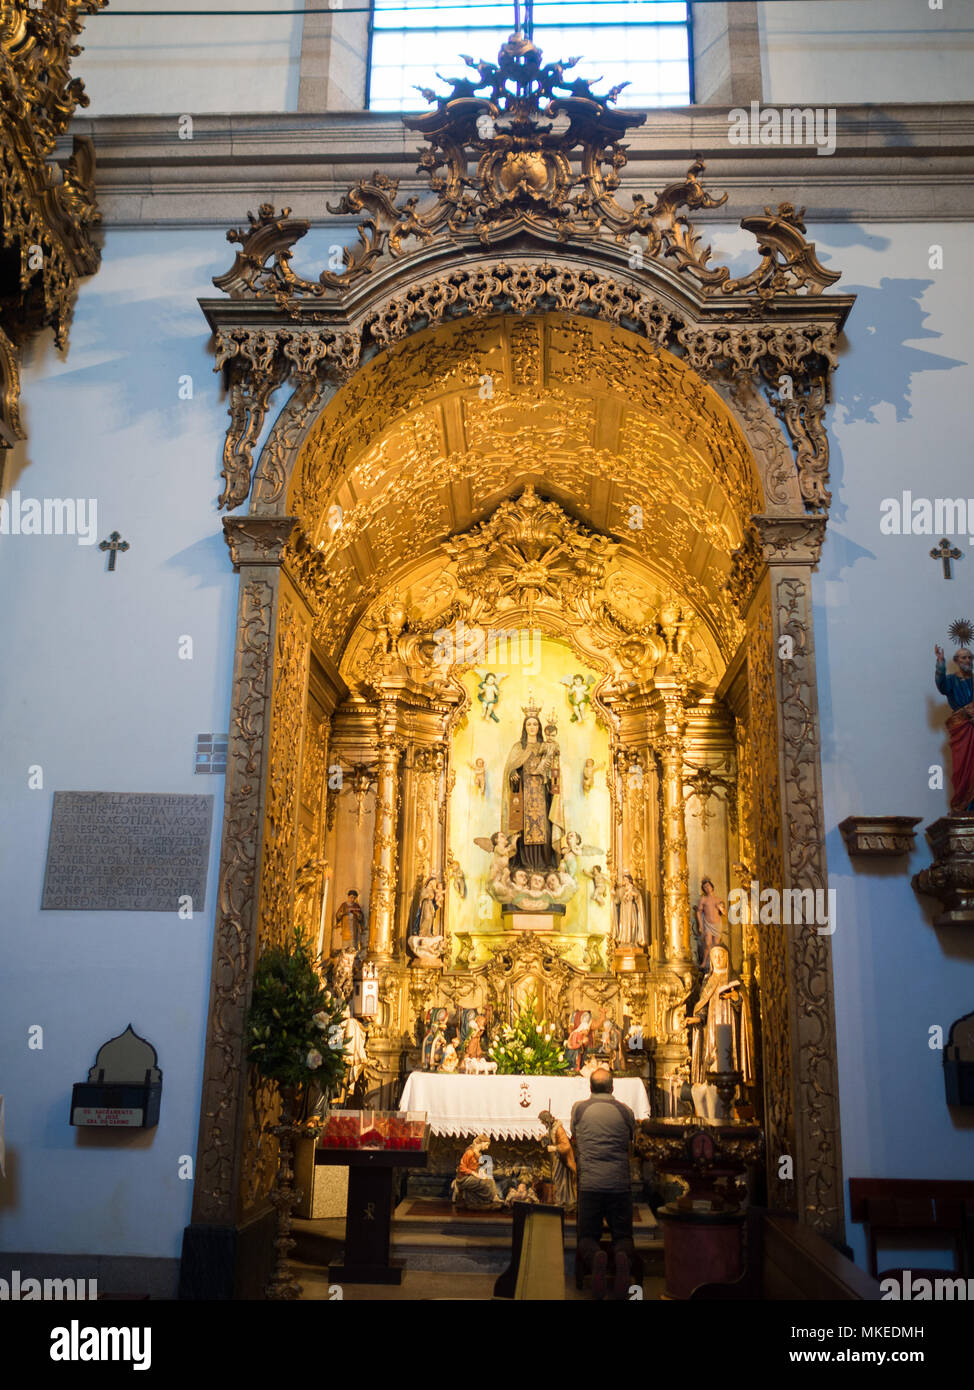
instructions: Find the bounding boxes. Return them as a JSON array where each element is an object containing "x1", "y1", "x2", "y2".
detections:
[
  {"x1": 614, "y1": 872, "x2": 647, "y2": 949},
  {"x1": 935, "y1": 638, "x2": 974, "y2": 812},
  {"x1": 500, "y1": 706, "x2": 566, "y2": 873}
]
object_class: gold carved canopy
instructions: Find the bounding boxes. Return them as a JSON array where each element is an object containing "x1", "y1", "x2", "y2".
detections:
[{"x1": 285, "y1": 314, "x2": 758, "y2": 673}]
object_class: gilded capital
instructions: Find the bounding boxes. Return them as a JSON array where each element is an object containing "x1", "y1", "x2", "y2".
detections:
[
  {"x1": 223, "y1": 516, "x2": 298, "y2": 570},
  {"x1": 753, "y1": 515, "x2": 827, "y2": 566},
  {"x1": 730, "y1": 514, "x2": 826, "y2": 616}
]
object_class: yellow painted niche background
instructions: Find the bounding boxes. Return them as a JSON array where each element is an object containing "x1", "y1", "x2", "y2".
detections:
[{"x1": 447, "y1": 635, "x2": 611, "y2": 949}]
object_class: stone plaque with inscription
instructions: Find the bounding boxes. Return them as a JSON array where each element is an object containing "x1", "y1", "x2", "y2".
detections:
[{"x1": 42, "y1": 792, "x2": 214, "y2": 912}]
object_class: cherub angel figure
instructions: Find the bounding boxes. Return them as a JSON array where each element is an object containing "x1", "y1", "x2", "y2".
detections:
[
  {"x1": 559, "y1": 829, "x2": 603, "y2": 880},
  {"x1": 581, "y1": 757, "x2": 604, "y2": 795},
  {"x1": 474, "y1": 829, "x2": 521, "y2": 888},
  {"x1": 468, "y1": 756, "x2": 487, "y2": 797},
  {"x1": 586, "y1": 864, "x2": 610, "y2": 906},
  {"x1": 560, "y1": 672, "x2": 595, "y2": 724},
  {"x1": 476, "y1": 671, "x2": 508, "y2": 722}
]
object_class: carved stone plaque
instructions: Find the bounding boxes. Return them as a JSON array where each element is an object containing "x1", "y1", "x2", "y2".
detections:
[{"x1": 42, "y1": 792, "x2": 214, "y2": 912}]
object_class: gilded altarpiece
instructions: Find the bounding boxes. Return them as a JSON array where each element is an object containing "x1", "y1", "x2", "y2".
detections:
[{"x1": 188, "y1": 30, "x2": 853, "y2": 1287}]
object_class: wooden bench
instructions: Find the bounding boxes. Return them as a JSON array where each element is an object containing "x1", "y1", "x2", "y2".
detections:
[
  {"x1": 689, "y1": 1208, "x2": 881, "y2": 1300},
  {"x1": 849, "y1": 1178, "x2": 974, "y2": 1280}
]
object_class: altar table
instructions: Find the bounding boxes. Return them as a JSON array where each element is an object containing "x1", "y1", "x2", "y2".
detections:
[{"x1": 398, "y1": 1072, "x2": 651, "y2": 1139}]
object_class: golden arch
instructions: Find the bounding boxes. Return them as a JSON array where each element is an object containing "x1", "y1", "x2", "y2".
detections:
[
  {"x1": 284, "y1": 313, "x2": 774, "y2": 676},
  {"x1": 191, "y1": 286, "x2": 846, "y2": 1295}
]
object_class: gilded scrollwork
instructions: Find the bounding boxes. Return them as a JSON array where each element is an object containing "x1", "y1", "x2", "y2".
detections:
[
  {"x1": 770, "y1": 375, "x2": 832, "y2": 512},
  {"x1": 774, "y1": 575, "x2": 841, "y2": 1237},
  {"x1": 257, "y1": 586, "x2": 311, "y2": 950},
  {"x1": 0, "y1": 3, "x2": 105, "y2": 443},
  {"x1": 721, "y1": 205, "x2": 842, "y2": 300},
  {"x1": 214, "y1": 327, "x2": 360, "y2": 509},
  {"x1": 683, "y1": 761, "x2": 733, "y2": 834},
  {"x1": 192, "y1": 575, "x2": 276, "y2": 1225},
  {"x1": 209, "y1": 29, "x2": 845, "y2": 320},
  {"x1": 745, "y1": 590, "x2": 794, "y2": 1214}
]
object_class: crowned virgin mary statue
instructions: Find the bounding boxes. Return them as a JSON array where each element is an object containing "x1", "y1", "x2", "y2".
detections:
[{"x1": 500, "y1": 701, "x2": 566, "y2": 873}]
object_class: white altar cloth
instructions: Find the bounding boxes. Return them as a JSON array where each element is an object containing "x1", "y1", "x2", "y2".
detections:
[{"x1": 398, "y1": 1073, "x2": 651, "y2": 1139}]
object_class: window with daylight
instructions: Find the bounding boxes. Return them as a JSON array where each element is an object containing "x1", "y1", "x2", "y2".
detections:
[{"x1": 367, "y1": 1, "x2": 692, "y2": 112}]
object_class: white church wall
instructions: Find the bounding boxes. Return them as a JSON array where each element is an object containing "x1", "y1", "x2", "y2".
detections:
[
  {"x1": 74, "y1": 0, "x2": 304, "y2": 116},
  {"x1": 809, "y1": 219, "x2": 974, "y2": 1266},
  {"x1": 0, "y1": 230, "x2": 239, "y2": 1260},
  {"x1": 758, "y1": 0, "x2": 974, "y2": 105}
]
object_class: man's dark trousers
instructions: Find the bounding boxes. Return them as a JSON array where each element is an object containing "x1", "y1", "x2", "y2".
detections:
[{"x1": 577, "y1": 1188, "x2": 635, "y2": 1269}]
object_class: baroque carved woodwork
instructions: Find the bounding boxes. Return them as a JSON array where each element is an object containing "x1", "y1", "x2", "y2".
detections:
[
  {"x1": 200, "y1": 35, "x2": 852, "y2": 522},
  {"x1": 745, "y1": 589, "x2": 793, "y2": 1214},
  {"x1": 913, "y1": 816, "x2": 974, "y2": 927},
  {"x1": 773, "y1": 574, "x2": 842, "y2": 1238},
  {"x1": 0, "y1": 1, "x2": 105, "y2": 449},
  {"x1": 258, "y1": 584, "x2": 311, "y2": 952},
  {"x1": 192, "y1": 572, "x2": 277, "y2": 1225},
  {"x1": 193, "y1": 30, "x2": 853, "y2": 1245},
  {"x1": 839, "y1": 815, "x2": 922, "y2": 859}
]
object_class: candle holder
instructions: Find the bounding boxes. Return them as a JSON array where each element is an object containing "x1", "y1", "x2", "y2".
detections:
[
  {"x1": 706, "y1": 1068, "x2": 742, "y2": 1121},
  {"x1": 265, "y1": 1086, "x2": 305, "y2": 1300}
]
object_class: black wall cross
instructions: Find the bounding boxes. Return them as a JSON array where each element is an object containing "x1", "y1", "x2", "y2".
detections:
[
  {"x1": 99, "y1": 531, "x2": 130, "y2": 572},
  {"x1": 931, "y1": 538, "x2": 962, "y2": 579}
]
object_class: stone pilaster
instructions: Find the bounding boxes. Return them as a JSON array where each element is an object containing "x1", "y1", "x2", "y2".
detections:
[
  {"x1": 189, "y1": 516, "x2": 296, "y2": 1237},
  {"x1": 730, "y1": 513, "x2": 843, "y2": 1240}
]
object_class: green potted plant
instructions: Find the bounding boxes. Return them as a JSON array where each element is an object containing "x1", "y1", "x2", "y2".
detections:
[
  {"x1": 245, "y1": 928, "x2": 348, "y2": 1298},
  {"x1": 246, "y1": 928, "x2": 347, "y2": 1099}
]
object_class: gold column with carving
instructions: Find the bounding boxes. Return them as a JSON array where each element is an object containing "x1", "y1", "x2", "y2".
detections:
[
  {"x1": 658, "y1": 686, "x2": 692, "y2": 967},
  {"x1": 648, "y1": 682, "x2": 694, "y2": 1102},
  {"x1": 368, "y1": 702, "x2": 403, "y2": 961}
]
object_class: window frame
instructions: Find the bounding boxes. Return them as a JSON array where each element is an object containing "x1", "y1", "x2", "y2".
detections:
[{"x1": 364, "y1": 1, "x2": 696, "y2": 112}]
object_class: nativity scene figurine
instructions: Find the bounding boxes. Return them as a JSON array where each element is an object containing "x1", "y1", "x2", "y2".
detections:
[{"x1": 452, "y1": 1134, "x2": 502, "y2": 1209}]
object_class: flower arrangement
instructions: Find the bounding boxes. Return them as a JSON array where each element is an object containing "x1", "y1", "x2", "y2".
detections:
[
  {"x1": 488, "y1": 995, "x2": 569, "y2": 1076},
  {"x1": 246, "y1": 929, "x2": 348, "y2": 1092}
]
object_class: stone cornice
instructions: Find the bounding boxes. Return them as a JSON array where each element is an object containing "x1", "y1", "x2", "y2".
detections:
[{"x1": 64, "y1": 104, "x2": 974, "y2": 229}]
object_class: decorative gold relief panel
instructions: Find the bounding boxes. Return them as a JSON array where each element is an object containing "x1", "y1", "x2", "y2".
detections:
[
  {"x1": 286, "y1": 315, "x2": 756, "y2": 668},
  {"x1": 257, "y1": 582, "x2": 311, "y2": 949}
]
